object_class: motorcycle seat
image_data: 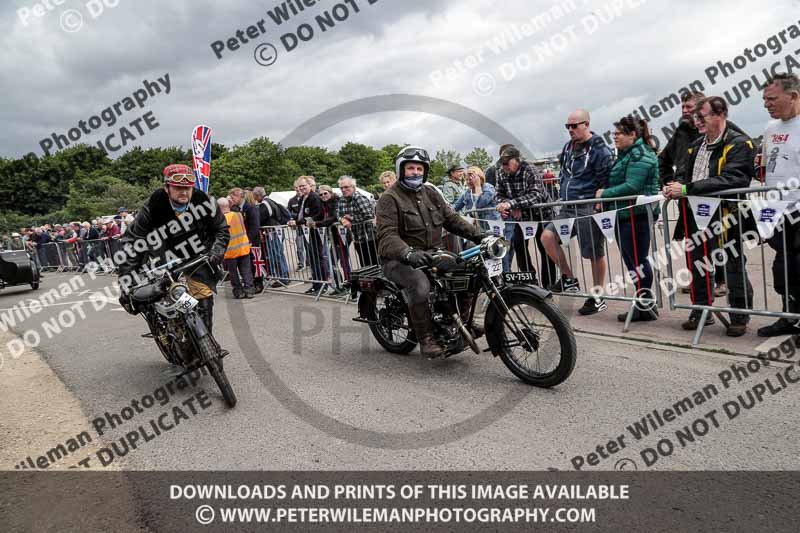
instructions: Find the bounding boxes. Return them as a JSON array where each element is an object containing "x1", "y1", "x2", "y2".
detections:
[{"x1": 131, "y1": 283, "x2": 165, "y2": 304}]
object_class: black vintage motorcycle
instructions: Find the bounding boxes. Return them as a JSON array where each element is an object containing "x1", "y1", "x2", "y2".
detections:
[
  {"x1": 124, "y1": 254, "x2": 237, "y2": 407},
  {"x1": 351, "y1": 236, "x2": 576, "y2": 387}
]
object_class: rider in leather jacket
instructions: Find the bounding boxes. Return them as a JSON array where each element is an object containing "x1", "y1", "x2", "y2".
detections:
[
  {"x1": 376, "y1": 146, "x2": 486, "y2": 358},
  {"x1": 117, "y1": 164, "x2": 230, "y2": 332}
]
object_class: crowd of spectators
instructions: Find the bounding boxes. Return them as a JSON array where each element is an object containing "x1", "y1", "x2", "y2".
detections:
[{"x1": 5, "y1": 73, "x2": 799, "y2": 343}]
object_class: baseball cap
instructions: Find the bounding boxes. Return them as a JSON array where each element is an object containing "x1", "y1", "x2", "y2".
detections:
[
  {"x1": 498, "y1": 146, "x2": 521, "y2": 164},
  {"x1": 447, "y1": 164, "x2": 465, "y2": 174}
]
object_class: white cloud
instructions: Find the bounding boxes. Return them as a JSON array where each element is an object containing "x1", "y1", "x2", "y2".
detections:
[{"x1": 2, "y1": 0, "x2": 798, "y2": 160}]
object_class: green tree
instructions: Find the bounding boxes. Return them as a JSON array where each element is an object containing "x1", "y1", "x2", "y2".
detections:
[
  {"x1": 284, "y1": 146, "x2": 347, "y2": 185},
  {"x1": 63, "y1": 172, "x2": 151, "y2": 221},
  {"x1": 110, "y1": 146, "x2": 189, "y2": 187},
  {"x1": 337, "y1": 142, "x2": 381, "y2": 187},
  {"x1": 212, "y1": 137, "x2": 285, "y2": 195},
  {"x1": 465, "y1": 147, "x2": 492, "y2": 170}
]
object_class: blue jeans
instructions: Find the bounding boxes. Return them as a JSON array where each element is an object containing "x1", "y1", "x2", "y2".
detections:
[
  {"x1": 502, "y1": 222, "x2": 516, "y2": 272},
  {"x1": 264, "y1": 231, "x2": 289, "y2": 283}
]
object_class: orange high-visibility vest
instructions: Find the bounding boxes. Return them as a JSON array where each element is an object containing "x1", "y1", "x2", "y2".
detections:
[{"x1": 224, "y1": 211, "x2": 251, "y2": 259}]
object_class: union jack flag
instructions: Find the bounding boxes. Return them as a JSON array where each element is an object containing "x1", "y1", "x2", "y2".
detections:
[
  {"x1": 251, "y1": 246, "x2": 267, "y2": 278},
  {"x1": 191, "y1": 125, "x2": 212, "y2": 192}
]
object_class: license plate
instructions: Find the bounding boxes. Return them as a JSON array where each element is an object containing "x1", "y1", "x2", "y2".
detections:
[
  {"x1": 503, "y1": 272, "x2": 537, "y2": 284},
  {"x1": 174, "y1": 292, "x2": 199, "y2": 312},
  {"x1": 483, "y1": 257, "x2": 503, "y2": 277}
]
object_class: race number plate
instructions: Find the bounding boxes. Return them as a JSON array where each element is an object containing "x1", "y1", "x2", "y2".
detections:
[
  {"x1": 502, "y1": 271, "x2": 537, "y2": 284},
  {"x1": 483, "y1": 257, "x2": 503, "y2": 277},
  {"x1": 174, "y1": 292, "x2": 199, "y2": 313}
]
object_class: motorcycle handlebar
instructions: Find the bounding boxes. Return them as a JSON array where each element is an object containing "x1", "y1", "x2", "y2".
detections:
[{"x1": 172, "y1": 254, "x2": 209, "y2": 276}]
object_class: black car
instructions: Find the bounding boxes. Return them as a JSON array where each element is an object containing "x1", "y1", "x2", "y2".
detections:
[{"x1": 0, "y1": 250, "x2": 40, "y2": 291}]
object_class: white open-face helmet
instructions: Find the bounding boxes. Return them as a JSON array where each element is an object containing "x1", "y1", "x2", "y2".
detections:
[{"x1": 395, "y1": 146, "x2": 430, "y2": 182}]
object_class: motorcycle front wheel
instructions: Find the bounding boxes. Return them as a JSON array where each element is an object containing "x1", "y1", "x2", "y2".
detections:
[
  {"x1": 489, "y1": 292, "x2": 576, "y2": 387},
  {"x1": 196, "y1": 335, "x2": 237, "y2": 408}
]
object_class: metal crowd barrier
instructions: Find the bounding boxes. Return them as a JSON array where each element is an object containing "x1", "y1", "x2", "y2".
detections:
[
  {"x1": 257, "y1": 222, "x2": 379, "y2": 301},
  {"x1": 462, "y1": 195, "x2": 663, "y2": 332},
  {"x1": 34, "y1": 239, "x2": 119, "y2": 274},
  {"x1": 661, "y1": 184, "x2": 800, "y2": 344}
]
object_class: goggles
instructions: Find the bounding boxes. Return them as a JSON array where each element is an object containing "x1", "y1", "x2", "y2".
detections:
[
  {"x1": 399, "y1": 147, "x2": 430, "y2": 160},
  {"x1": 165, "y1": 173, "x2": 197, "y2": 187}
]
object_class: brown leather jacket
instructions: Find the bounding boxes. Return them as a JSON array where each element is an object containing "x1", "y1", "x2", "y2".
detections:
[{"x1": 376, "y1": 183, "x2": 481, "y2": 260}]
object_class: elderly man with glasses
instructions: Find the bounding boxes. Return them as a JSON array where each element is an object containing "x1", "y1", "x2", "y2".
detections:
[
  {"x1": 337, "y1": 176, "x2": 378, "y2": 267},
  {"x1": 663, "y1": 96, "x2": 755, "y2": 335}
]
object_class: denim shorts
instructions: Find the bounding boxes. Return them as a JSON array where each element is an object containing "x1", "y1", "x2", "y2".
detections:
[{"x1": 545, "y1": 203, "x2": 606, "y2": 259}]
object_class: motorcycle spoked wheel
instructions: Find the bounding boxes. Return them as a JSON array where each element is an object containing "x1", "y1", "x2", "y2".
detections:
[
  {"x1": 490, "y1": 292, "x2": 576, "y2": 388},
  {"x1": 362, "y1": 289, "x2": 417, "y2": 355},
  {"x1": 196, "y1": 334, "x2": 237, "y2": 408}
]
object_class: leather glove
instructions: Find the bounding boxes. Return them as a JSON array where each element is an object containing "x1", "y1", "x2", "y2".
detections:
[
  {"x1": 208, "y1": 254, "x2": 224, "y2": 268},
  {"x1": 469, "y1": 232, "x2": 491, "y2": 245},
  {"x1": 403, "y1": 249, "x2": 434, "y2": 269}
]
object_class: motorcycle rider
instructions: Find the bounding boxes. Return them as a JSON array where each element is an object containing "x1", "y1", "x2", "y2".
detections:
[
  {"x1": 117, "y1": 164, "x2": 230, "y2": 334},
  {"x1": 376, "y1": 146, "x2": 486, "y2": 358}
]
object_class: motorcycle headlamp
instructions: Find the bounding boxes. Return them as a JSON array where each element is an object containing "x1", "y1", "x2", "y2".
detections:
[
  {"x1": 482, "y1": 236, "x2": 509, "y2": 260},
  {"x1": 168, "y1": 284, "x2": 189, "y2": 302}
]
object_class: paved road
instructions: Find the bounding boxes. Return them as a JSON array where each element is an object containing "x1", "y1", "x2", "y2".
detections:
[{"x1": 1, "y1": 272, "x2": 799, "y2": 473}]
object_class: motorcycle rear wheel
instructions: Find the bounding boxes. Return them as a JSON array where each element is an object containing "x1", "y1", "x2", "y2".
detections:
[
  {"x1": 362, "y1": 290, "x2": 417, "y2": 355},
  {"x1": 491, "y1": 292, "x2": 576, "y2": 387},
  {"x1": 197, "y1": 335, "x2": 237, "y2": 408}
]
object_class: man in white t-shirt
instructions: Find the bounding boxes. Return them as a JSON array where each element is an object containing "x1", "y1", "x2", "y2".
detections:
[{"x1": 758, "y1": 73, "x2": 800, "y2": 337}]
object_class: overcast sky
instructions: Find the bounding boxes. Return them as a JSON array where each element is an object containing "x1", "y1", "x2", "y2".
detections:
[{"x1": 2, "y1": 0, "x2": 798, "y2": 162}]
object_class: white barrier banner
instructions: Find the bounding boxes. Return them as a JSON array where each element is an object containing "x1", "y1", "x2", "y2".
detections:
[
  {"x1": 592, "y1": 211, "x2": 617, "y2": 244},
  {"x1": 554, "y1": 218, "x2": 575, "y2": 246},
  {"x1": 518, "y1": 222, "x2": 539, "y2": 240},
  {"x1": 688, "y1": 197, "x2": 721, "y2": 232},
  {"x1": 750, "y1": 198, "x2": 792, "y2": 240}
]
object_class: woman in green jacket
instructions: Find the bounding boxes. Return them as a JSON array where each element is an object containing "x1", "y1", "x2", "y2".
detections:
[{"x1": 596, "y1": 116, "x2": 660, "y2": 322}]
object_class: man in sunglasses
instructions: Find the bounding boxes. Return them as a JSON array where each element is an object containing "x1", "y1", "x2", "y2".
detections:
[
  {"x1": 377, "y1": 146, "x2": 486, "y2": 358},
  {"x1": 540, "y1": 109, "x2": 613, "y2": 316},
  {"x1": 117, "y1": 164, "x2": 230, "y2": 334}
]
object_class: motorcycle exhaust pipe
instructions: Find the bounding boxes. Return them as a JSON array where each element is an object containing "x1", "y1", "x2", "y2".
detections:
[{"x1": 452, "y1": 313, "x2": 481, "y2": 354}]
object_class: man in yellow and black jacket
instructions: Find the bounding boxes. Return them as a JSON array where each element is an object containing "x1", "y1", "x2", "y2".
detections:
[{"x1": 663, "y1": 96, "x2": 755, "y2": 336}]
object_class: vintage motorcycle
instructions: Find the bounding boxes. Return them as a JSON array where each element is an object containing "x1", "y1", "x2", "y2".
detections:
[
  {"x1": 123, "y1": 254, "x2": 237, "y2": 407},
  {"x1": 351, "y1": 236, "x2": 576, "y2": 387}
]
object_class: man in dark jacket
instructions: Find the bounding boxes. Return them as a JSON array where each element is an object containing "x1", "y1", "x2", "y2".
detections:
[
  {"x1": 317, "y1": 185, "x2": 349, "y2": 296},
  {"x1": 659, "y1": 91, "x2": 705, "y2": 186},
  {"x1": 663, "y1": 97, "x2": 755, "y2": 335},
  {"x1": 484, "y1": 144, "x2": 514, "y2": 187},
  {"x1": 541, "y1": 109, "x2": 613, "y2": 315},
  {"x1": 288, "y1": 176, "x2": 327, "y2": 294},
  {"x1": 253, "y1": 186, "x2": 290, "y2": 287},
  {"x1": 287, "y1": 185, "x2": 307, "y2": 271},
  {"x1": 117, "y1": 164, "x2": 230, "y2": 333},
  {"x1": 377, "y1": 146, "x2": 484, "y2": 359}
]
